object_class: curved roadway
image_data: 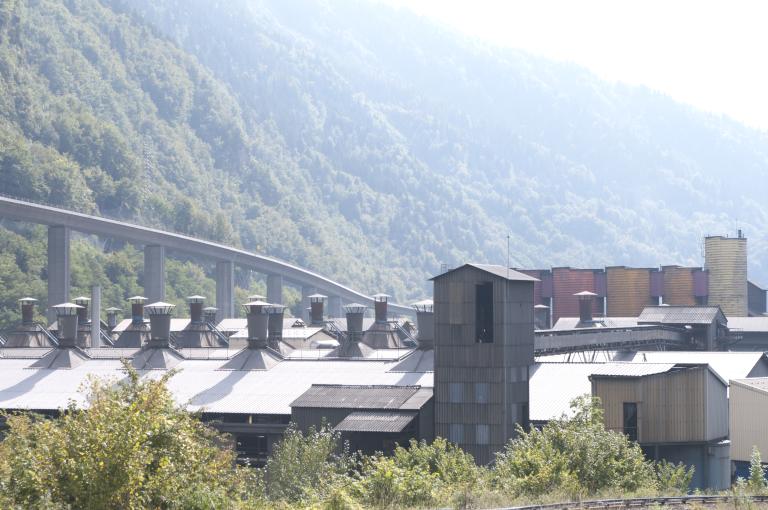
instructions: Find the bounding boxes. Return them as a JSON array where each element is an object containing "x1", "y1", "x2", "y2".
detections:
[{"x1": 0, "y1": 196, "x2": 414, "y2": 315}]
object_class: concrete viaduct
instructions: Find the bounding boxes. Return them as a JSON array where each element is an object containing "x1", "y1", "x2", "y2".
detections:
[{"x1": 0, "y1": 196, "x2": 414, "y2": 321}]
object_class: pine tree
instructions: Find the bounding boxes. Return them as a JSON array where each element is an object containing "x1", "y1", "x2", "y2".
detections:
[{"x1": 748, "y1": 445, "x2": 766, "y2": 493}]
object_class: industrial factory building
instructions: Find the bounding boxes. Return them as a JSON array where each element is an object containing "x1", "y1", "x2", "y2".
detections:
[{"x1": 2, "y1": 247, "x2": 768, "y2": 490}]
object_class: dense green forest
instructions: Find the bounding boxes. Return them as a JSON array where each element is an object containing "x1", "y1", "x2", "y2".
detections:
[{"x1": 2, "y1": 0, "x2": 768, "y2": 327}]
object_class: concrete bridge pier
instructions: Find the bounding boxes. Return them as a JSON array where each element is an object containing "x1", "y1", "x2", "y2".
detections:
[
  {"x1": 301, "y1": 285, "x2": 316, "y2": 322},
  {"x1": 267, "y1": 274, "x2": 282, "y2": 305},
  {"x1": 216, "y1": 260, "x2": 235, "y2": 321},
  {"x1": 144, "y1": 245, "x2": 165, "y2": 303},
  {"x1": 47, "y1": 225, "x2": 70, "y2": 323},
  {"x1": 328, "y1": 295, "x2": 342, "y2": 318}
]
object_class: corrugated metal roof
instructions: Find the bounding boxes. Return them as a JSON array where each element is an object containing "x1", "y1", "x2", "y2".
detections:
[
  {"x1": 112, "y1": 318, "x2": 191, "y2": 333},
  {"x1": 637, "y1": 306, "x2": 725, "y2": 325},
  {"x1": 550, "y1": 317, "x2": 639, "y2": 330},
  {"x1": 388, "y1": 349, "x2": 434, "y2": 373},
  {"x1": 726, "y1": 317, "x2": 768, "y2": 332},
  {"x1": 732, "y1": 377, "x2": 768, "y2": 394},
  {"x1": 431, "y1": 263, "x2": 540, "y2": 282},
  {"x1": 529, "y1": 362, "x2": 675, "y2": 422},
  {"x1": 0, "y1": 357, "x2": 433, "y2": 415},
  {"x1": 290, "y1": 385, "x2": 423, "y2": 410},
  {"x1": 334, "y1": 411, "x2": 417, "y2": 433},
  {"x1": 614, "y1": 351, "x2": 766, "y2": 382}
]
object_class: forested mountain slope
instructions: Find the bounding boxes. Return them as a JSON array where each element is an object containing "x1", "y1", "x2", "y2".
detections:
[{"x1": 1, "y1": 0, "x2": 768, "y2": 326}]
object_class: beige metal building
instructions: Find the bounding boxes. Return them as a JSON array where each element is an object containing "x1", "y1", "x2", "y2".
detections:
[
  {"x1": 591, "y1": 364, "x2": 730, "y2": 490},
  {"x1": 705, "y1": 234, "x2": 748, "y2": 317},
  {"x1": 729, "y1": 378, "x2": 768, "y2": 470}
]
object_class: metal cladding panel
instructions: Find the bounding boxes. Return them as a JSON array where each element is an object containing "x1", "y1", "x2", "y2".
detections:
[
  {"x1": 693, "y1": 269, "x2": 709, "y2": 298},
  {"x1": 606, "y1": 267, "x2": 653, "y2": 317},
  {"x1": 662, "y1": 266, "x2": 697, "y2": 306},
  {"x1": 519, "y1": 270, "x2": 547, "y2": 305},
  {"x1": 551, "y1": 268, "x2": 602, "y2": 323},
  {"x1": 730, "y1": 379, "x2": 768, "y2": 461},
  {"x1": 748, "y1": 281, "x2": 767, "y2": 316},
  {"x1": 705, "y1": 236, "x2": 748, "y2": 316}
]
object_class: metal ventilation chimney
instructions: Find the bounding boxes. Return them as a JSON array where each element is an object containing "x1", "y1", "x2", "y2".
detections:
[
  {"x1": 344, "y1": 303, "x2": 367, "y2": 342},
  {"x1": 105, "y1": 307, "x2": 122, "y2": 330},
  {"x1": 203, "y1": 306, "x2": 218, "y2": 324},
  {"x1": 187, "y1": 295, "x2": 205, "y2": 323},
  {"x1": 243, "y1": 300, "x2": 269, "y2": 349},
  {"x1": 575, "y1": 291, "x2": 597, "y2": 324},
  {"x1": 309, "y1": 294, "x2": 327, "y2": 325},
  {"x1": 373, "y1": 293, "x2": 390, "y2": 323},
  {"x1": 265, "y1": 304, "x2": 285, "y2": 349},
  {"x1": 129, "y1": 296, "x2": 147, "y2": 325},
  {"x1": 145, "y1": 302, "x2": 175, "y2": 348},
  {"x1": 19, "y1": 297, "x2": 37, "y2": 325},
  {"x1": 52, "y1": 303, "x2": 82, "y2": 347},
  {"x1": 74, "y1": 296, "x2": 91, "y2": 324},
  {"x1": 534, "y1": 304, "x2": 550, "y2": 330},
  {"x1": 412, "y1": 299, "x2": 434, "y2": 350}
]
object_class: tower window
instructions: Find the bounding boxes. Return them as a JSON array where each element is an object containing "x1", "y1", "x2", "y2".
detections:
[
  {"x1": 623, "y1": 402, "x2": 638, "y2": 442},
  {"x1": 476, "y1": 282, "x2": 494, "y2": 343}
]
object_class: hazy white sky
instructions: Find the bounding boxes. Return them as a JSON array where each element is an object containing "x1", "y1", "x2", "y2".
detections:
[{"x1": 384, "y1": 0, "x2": 768, "y2": 131}]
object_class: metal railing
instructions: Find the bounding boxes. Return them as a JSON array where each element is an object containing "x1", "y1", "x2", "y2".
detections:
[{"x1": 494, "y1": 494, "x2": 768, "y2": 510}]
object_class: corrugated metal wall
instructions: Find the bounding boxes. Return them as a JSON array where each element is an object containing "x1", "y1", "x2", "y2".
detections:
[
  {"x1": 551, "y1": 268, "x2": 604, "y2": 322},
  {"x1": 705, "y1": 236, "x2": 748, "y2": 316},
  {"x1": 730, "y1": 380, "x2": 768, "y2": 462},
  {"x1": 593, "y1": 367, "x2": 727, "y2": 444},
  {"x1": 433, "y1": 265, "x2": 533, "y2": 465},
  {"x1": 606, "y1": 267, "x2": 653, "y2": 317},
  {"x1": 663, "y1": 266, "x2": 697, "y2": 306}
]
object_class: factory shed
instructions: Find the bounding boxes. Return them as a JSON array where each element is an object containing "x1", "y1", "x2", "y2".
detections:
[
  {"x1": 729, "y1": 378, "x2": 768, "y2": 477},
  {"x1": 290, "y1": 384, "x2": 433, "y2": 454},
  {"x1": 591, "y1": 364, "x2": 730, "y2": 490}
]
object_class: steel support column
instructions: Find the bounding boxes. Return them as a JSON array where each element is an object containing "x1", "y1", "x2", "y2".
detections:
[
  {"x1": 267, "y1": 274, "x2": 283, "y2": 305},
  {"x1": 144, "y1": 245, "x2": 165, "y2": 303},
  {"x1": 216, "y1": 260, "x2": 235, "y2": 321},
  {"x1": 47, "y1": 225, "x2": 70, "y2": 323}
]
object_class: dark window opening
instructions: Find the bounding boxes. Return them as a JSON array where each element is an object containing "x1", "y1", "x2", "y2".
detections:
[
  {"x1": 623, "y1": 402, "x2": 638, "y2": 442},
  {"x1": 476, "y1": 282, "x2": 494, "y2": 343}
]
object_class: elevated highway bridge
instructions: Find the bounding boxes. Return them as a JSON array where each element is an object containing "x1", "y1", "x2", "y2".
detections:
[{"x1": 0, "y1": 196, "x2": 414, "y2": 321}]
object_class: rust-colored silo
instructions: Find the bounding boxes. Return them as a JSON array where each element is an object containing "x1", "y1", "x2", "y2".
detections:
[
  {"x1": 606, "y1": 267, "x2": 653, "y2": 317},
  {"x1": 662, "y1": 266, "x2": 697, "y2": 306},
  {"x1": 705, "y1": 234, "x2": 748, "y2": 317},
  {"x1": 551, "y1": 268, "x2": 603, "y2": 323}
]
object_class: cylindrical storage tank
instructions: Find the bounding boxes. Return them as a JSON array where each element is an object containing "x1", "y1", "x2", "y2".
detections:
[
  {"x1": 662, "y1": 266, "x2": 697, "y2": 306},
  {"x1": 19, "y1": 297, "x2": 37, "y2": 325},
  {"x1": 606, "y1": 267, "x2": 653, "y2": 317},
  {"x1": 705, "y1": 235, "x2": 748, "y2": 317}
]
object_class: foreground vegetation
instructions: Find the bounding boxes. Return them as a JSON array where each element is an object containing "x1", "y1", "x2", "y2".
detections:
[{"x1": 0, "y1": 365, "x2": 710, "y2": 509}]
